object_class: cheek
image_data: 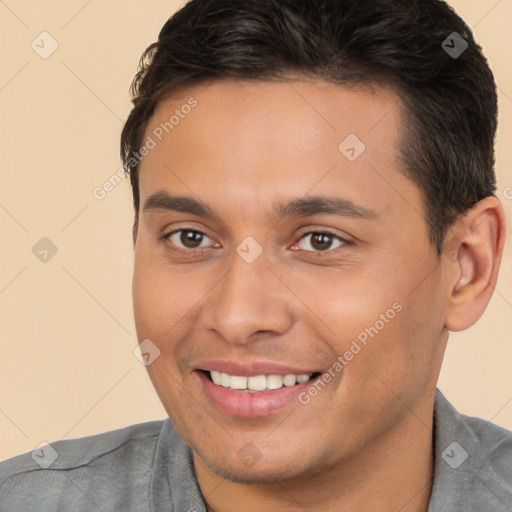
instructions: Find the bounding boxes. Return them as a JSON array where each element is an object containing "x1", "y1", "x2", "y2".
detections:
[
  {"x1": 132, "y1": 251, "x2": 194, "y2": 336},
  {"x1": 338, "y1": 293, "x2": 444, "y2": 413},
  {"x1": 286, "y1": 266, "x2": 399, "y2": 344},
  {"x1": 132, "y1": 267, "x2": 162, "y2": 338},
  {"x1": 131, "y1": 256, "x2": 213, "y2": 380},
  {"x1": 132, "y1": 255, "x2": 181, "y2": 342},
  {"x1": 132, "y1": 262, "x2": 190, "y2": 410},
  {"x1": 294, "y1": 264, "x2": 440, "y2": 394}
]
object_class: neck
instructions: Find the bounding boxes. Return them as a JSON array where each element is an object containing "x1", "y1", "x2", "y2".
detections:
[{"x1": 194, "y1": 396, "x2": 435, "y2": 512}]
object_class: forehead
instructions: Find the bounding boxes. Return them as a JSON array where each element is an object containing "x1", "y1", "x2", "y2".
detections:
[
  {"x1": 138, "y1": 79, "x2": 420, "y2": 225},
  {"x1": 146, "y1": 79, "x2": 403, "y2": 157}
]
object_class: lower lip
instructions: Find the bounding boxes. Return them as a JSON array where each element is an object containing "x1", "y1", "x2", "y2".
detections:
[{"x1": 197, "y1": 371, "x2": 319, "y2": 418}]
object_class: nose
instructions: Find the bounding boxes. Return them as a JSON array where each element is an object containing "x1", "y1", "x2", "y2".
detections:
[{"x1": 203, "y1": 250, "x2": 294, "y2": 344}]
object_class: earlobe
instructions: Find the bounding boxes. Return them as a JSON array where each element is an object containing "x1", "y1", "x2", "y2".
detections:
[{"x1": 444, "y1": 197, "x2": 506, "y2": 332}]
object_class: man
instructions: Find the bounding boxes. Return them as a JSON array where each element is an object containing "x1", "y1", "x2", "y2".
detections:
[{"x1": 1, "y1": 0, "x2": 510, "y2": 510}]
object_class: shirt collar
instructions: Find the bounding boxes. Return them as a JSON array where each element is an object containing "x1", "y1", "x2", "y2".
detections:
[
  {"x1": 150, "y1": 418, "x2": 207, "y2": 512},
  {"x1": 150, "y1": 388, "x2": 509, "y2": 511}
]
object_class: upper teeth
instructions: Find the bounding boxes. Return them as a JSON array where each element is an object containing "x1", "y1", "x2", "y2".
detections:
[{"x1": 209, "y1": 371, "x2": 313, "y2": 391}]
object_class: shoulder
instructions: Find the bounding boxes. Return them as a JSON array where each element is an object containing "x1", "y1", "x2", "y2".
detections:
[
  {"x1": 459, "y1": 410, "x2": 512, "y2": 497},
  {"x1": 0, "y1": 420, "x2": 166, "y2": 511},
  {"x1": 431, "y1": 389, "x2": 512, "y2": 511}
]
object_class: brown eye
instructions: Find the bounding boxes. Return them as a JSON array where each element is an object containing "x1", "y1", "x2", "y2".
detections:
[
  {"x1": 296, "y1": 232, "x2": 346, "y2": 252},
  {"x1": 166, "y1": 229, "x2": 212, "y2": 250}
]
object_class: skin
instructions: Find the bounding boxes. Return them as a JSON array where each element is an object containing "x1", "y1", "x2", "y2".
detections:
[{"x1": 132, "y1": 79, "x2": 506, "y2": 512}]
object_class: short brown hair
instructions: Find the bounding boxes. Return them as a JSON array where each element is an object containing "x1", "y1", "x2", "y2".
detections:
[{"x1": 121, "y1": 0, "x2": 498, "y2": 253}]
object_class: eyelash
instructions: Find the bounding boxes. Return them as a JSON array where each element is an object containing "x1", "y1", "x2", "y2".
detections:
[{"x1": 161, "y1": 229, "x2": 349, "y2": 255}]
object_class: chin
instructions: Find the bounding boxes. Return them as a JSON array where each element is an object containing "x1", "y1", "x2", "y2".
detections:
[
  {"x1": 206, "y1": 460, "x2": 305, "y2": 485},
  {"x1": 194, "y1": 445, "x2": 320, "y2": 485}
]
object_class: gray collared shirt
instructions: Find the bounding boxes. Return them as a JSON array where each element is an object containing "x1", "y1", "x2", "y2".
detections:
[{"x1": 1, "y1": 389, "x2": 511, "y2": 511}]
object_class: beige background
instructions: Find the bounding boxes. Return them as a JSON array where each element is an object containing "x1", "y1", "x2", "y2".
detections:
[{"x1": 0, "y1": 0, "x2": 511, "y2": 461}]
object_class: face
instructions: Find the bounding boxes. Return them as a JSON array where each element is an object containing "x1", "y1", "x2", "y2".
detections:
[{"x1": 132, "y1": 79, "x2": 449, "y2": 483}]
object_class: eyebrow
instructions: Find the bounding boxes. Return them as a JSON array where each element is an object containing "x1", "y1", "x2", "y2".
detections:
[{"x1": 143, "y1": 191, "x2": 378, "y2": 221}]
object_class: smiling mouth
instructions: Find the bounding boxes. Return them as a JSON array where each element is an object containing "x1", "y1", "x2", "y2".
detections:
[{"x1": 201, "y1": 370, "x2": 322, "y2": 392}]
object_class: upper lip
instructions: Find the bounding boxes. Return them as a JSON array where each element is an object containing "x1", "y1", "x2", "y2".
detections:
[{"x1": 195, "y1": 360, "x2": 321, "y2": 377}]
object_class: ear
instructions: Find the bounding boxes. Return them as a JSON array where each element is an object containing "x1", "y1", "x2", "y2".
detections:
[{"x1": 444, "y1": 196, "x2": 506, "y2": 332}]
